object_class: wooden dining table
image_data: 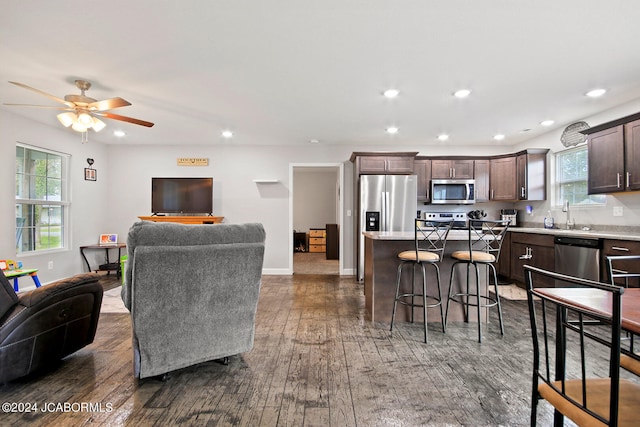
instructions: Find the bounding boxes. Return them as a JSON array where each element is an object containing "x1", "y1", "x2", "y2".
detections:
[
  {"x1": 534, "y1": 286, "x2": 640, "y2": 426},
  {"x1": 535, "y1": 287, "x2": 640, "y2": 335}
]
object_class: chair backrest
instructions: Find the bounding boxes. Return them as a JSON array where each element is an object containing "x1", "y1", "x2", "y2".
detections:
[
  {"x1": 467, "y1": 219, "x2": 510, "y2": 263},
  {"x1": 414, "y1": 219, "x2": 453, "y2": 261},
  {"x1": 524, "y1": 265, "x2": 625, "y2": 426},
  {"x1": 607, "y1": 254, "x2": 640, "y2": 289},
  {"x1": 122, "y1": 221, "x2": 266, "y2": 379},
  {"x1": 0, "y1": 272, "x2": 19, "y2": 320}
]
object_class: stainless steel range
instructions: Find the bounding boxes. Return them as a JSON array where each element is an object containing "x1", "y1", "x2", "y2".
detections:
[{"x1": 422, "y1": 212, "x2": 468, "y2": 228}]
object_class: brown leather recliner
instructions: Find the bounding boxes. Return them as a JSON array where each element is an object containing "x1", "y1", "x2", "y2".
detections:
[{"x1": 0, "y1": 272, "x2": 103, "y2": 383}]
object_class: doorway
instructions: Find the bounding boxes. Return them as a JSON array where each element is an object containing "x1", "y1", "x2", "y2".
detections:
[{"x1": 289, "y1": 164, "x2": 343, "y2": 275}]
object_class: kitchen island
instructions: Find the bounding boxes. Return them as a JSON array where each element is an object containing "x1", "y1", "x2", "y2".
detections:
[{"x1": 363, "y1": 230, "x2": 493, "y2": 324}]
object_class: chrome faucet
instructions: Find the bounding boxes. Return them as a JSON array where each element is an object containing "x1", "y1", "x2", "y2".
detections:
[{"x1": 562, "y1": 200, "x2": 574, "y2": 230}]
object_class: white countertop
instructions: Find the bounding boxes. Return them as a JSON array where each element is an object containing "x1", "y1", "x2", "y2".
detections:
[
  {"x1": 509, "y1": 227, "x2": 640, "y2": 241},
  {"x1": 363, "y1": 230, "x2": 475, "y2": 241},
  {"x1": 364, "y1": 228, "x2": 640, "y2": 242}
]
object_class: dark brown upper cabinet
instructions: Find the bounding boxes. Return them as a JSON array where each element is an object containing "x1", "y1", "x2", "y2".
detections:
[
  {"x1": 351, "y1": 152, "x2": 417, "y2": 175},
  {"x1": 489, "y1": 150, "x2": 548, "y2": 202},
  {"x1": 490, "y1": 156, "x2": 517, "y2": 201},
  {"x1": 414, "y1": 158, "x2": 432, "y2": 202},
  {"x1": 517, "y1": 150, "x2": 547, "y2": 200},
  {"x1": 474, "y1": 159, "x2": 490, "y2": 202},
  {"x1": 431, "y1": 159, "x2": 474, "y2": 179},
  {"x1": 584, "y1": 117, "x2": 640, "y2": 194}
]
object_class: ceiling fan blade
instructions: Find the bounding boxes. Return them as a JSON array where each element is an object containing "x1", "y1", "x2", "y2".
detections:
[
  {"x1": 3, "y1": 103, "x2": 73, "y2": 110},
  {"x1": 88, "y1": 97, "x2": 131, "y2": 112},
  {"x1": 8, "y1": 81, "x2": 75, "y2": 107},
  {"x1": 97, "y1": 112, "x2": 154, "y2": 127}
]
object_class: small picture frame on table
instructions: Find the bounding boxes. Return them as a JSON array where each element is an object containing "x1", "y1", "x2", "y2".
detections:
[
  {"x1": 84, "y1": 168, "x2": 97, "y2": 181},
  {"x1": 99, "y1": 234, "x2": 118, "y2": 245}
]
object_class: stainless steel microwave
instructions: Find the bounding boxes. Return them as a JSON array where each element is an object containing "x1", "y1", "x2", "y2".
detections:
[{"x1": 430, "y1": 179, "x2": 475, "y2": 204}]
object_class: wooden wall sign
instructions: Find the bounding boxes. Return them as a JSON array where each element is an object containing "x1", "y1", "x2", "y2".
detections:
[{"x1": 177, "y1": 157, "x2": 209, "y2": 166}]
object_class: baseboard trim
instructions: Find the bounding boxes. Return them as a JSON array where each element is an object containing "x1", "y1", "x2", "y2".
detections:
[{"x1": 262, "y1": 268, "x2": 292, "y2": 275}]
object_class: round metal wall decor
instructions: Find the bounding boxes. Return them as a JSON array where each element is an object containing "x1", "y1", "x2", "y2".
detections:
[{"x1": 560, "y1": 121, "x2": 590, "y2": 147}]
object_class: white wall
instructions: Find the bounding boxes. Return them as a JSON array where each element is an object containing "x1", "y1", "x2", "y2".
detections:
[
  {"x1": 3, "y1": 99, "x2": 640, "y2": 287},
  {"x1": 293, "y1": 169, "x2": 338, "y2": 232},
  {"x1": 0, "y1": 111, "x2": 109, "y2": 285},
  {"x1": 513, "y1": 98, "x2": 640, "y2": 230}
]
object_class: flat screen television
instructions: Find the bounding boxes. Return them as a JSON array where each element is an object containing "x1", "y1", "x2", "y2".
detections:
[{"x1": 151, "y1": 177, "x2": 213, "y2": 215}]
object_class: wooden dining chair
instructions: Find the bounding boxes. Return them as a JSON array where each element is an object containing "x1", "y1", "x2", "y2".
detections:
[
  {"x1": 607, "y1": 254, "x2": 640, "y2": 376},
  {"x1": 525, "y1": 265, "x2": 640, "y2": 427},
  {"x1": 390, "y1": 218, "x2": 453, "y2": 343}
]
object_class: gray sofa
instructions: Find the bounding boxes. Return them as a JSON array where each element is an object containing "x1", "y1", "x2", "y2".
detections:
[{"x1": 122, "y1": 221, "x2": 265, "y2": 379}]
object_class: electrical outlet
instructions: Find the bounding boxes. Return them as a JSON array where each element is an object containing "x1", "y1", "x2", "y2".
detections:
[
  {"x1": 613, "y1": 206, "x2": 623, "y2": 217},
  {"x1": 48, "y1": 261, "x2": 54, "y2": 270}
]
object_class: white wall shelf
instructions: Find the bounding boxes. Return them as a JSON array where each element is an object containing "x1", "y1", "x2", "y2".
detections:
[{"x1": 252, "y1": 179, "x2": 280, "y2": 183}]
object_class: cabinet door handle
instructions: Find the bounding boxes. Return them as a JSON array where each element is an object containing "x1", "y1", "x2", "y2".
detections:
[
  {"x1": 617, "y1": 173, "x2": 621, "y2": 188},
  {"x1": 521, "y1": 186, "x2": 525, "y2": 198},
  {"x1": 490, "y1": 189, "x2": 494, "y2": 200},
  {"x1": 627, "y1": 172, "x2": 631, "y2": 188},
  {"x1": 611, "y1": 246, "x2": 630, "y2": 252},
  {"x1": 519, "y1": 247, "x2": 533, "y2": 260},
  {"x1": 450, "y1": 167, "x2": 454, "y2": 178}
]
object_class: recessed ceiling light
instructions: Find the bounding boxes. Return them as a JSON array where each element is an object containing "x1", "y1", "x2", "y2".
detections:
[
  {"x1": 383, "y1": 89, "x2": 400, "y2": 98},
  {"x1": 309, "y1": 139, "x2": 320, "y2": 144},
  {"x1": 437, "y1": 134, "x2": 449, "y2": 141},
  {"x1": 386, "y1": 126, "x2": 399, "y2": 134},
  {"x1": 453, "y1": 89, "x2": 471, "y2": 98},
  {"x1": 493, "y1": 134, "x2": 505, "y2": 141},
  {"x1": 221, "y1": 130, "x2": 234, "y2": 138},
  {"x1": 540, "y1": 120, "x2": 554, "y2": 127},
  {"x1": 586, "y1": 88, "x2": 607, "y2": 98},
  {"x1": 113, "y1": 130, "x2": 126, "y2": 137}
]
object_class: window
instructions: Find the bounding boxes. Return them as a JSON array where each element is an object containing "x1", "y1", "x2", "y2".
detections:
[
  {"x1": 555, "y1": 145, "x2": 605, "y2": 206},
  {"x1": 15, "y1": 144, "x2": 70, "y2": 253}
]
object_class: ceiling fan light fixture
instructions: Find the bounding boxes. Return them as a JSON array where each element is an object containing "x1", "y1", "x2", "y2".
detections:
[
  {"x1": 71, "y1": 121, "x2": 88, "y2": 132},
  {"x1": 92, "y1": 117, "x2": 106, "y2": 132},
  {"x1": 77, "y1": 112, "x2": 94, "y2": 127},
  {"x1": 57, "y1": 112, "x2": 76, "y2": 127}
]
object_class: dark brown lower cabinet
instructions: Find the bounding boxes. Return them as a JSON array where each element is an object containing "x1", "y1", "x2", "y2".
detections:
[
  {"x1": 510, "y1": 233, "x2": 555, "y2": 287},
  {"x1": 496, "y1": 231, "x2": 511, "y2": 279},
  {"x1": 601, "y1": 239, "x2": 640, "y2": 287}
]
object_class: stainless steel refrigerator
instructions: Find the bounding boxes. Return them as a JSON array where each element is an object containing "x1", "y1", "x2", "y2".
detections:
[{"x1": 357, "y1": 174, "x2": 417, "y2": 281}]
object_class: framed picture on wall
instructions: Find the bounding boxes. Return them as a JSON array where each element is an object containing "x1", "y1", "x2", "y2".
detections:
[{"x1": 84, "y1": 168, "x2": 97, "y2": 181}]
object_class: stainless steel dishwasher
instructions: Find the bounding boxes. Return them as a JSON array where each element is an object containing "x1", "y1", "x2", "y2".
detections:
[{"x1": 554, "y1": 236, "x2": 602, "y2": 285}]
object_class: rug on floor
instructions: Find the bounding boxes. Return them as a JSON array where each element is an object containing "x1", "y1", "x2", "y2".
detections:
[
  {"x1": 98, "y1": 274, "x2": 122, "y2": 292},
  {"x1": 493, "y1": 284, "x2": 528, "y2": 301}
]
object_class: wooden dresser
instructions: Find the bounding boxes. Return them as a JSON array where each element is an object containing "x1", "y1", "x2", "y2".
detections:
[{"x1": 308, "y1": 229, "x2": 326, "y2": 253}]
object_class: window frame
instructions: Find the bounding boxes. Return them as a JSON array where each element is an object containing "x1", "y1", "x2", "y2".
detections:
[
  {"x1": 554, "y1": 144, "x2": 606, "y2": 208},
  {"x1": 15, "y1": 143, "x2": 71, "y2": 255}
]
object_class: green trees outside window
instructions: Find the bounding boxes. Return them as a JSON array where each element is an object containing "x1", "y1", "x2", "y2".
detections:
[{"x1": 15, "y1": 145, "x2": 69, "y2": 253}]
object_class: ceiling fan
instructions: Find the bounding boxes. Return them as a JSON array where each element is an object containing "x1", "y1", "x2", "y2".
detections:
[{"x1": 5, "y1": 79, "x2": 154, "y2": 137}]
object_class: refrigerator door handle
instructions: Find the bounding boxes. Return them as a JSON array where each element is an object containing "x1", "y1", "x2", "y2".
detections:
[{"x1": 382, "y1": 192, "x2": 389, "y2": 231}]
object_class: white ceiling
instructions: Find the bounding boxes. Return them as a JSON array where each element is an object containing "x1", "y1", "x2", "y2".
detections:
[{"x1": 2, "y1": 1, "x2": 640, "y2": 147}]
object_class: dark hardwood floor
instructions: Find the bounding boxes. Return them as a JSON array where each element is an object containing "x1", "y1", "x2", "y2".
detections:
[{"x1": 1, "y1": 274, "x2": 577, "y2": 426}]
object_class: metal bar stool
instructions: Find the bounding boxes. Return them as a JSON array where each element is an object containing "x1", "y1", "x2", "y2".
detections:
[
  {"x1": 390, "y1": 219, "x2": 453, "y2": 343},
  {"x1": 444, "y1": 218, "x2": 510, "y2": 343}
]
